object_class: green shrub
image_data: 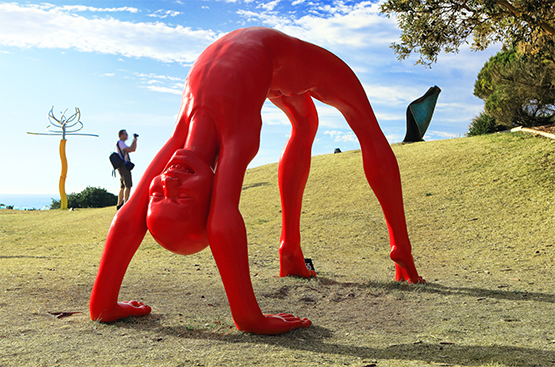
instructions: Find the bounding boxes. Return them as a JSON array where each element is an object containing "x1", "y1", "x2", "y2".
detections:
[
  {"x1": 467, "y1": 112, "x2": 499, "y2": 136},
  {"x1": 50, "y1": 186, "x2": 117, "y2": 209}
]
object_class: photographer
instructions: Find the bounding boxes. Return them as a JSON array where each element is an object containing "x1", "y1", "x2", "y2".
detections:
[{"x1": 116, "y1": 129, "x2": 138, "y2": 210}]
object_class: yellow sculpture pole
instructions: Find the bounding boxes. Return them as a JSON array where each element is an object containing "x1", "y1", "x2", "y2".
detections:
[
  {"x1": 59, "y1": 139, "x2": 68, "y2": 210},
  {"x1": 27, "y1": 107, "x2": 98, "y2": 210}
]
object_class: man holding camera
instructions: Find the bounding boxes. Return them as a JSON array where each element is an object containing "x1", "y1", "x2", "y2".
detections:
[{"x1": 116, "y1": 129, "x2": 138, "y2": 210}]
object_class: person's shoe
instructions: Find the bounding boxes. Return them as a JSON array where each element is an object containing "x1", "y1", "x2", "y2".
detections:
[{"x1": 116, "y1": 204, "x2": 123, "y2": 210}]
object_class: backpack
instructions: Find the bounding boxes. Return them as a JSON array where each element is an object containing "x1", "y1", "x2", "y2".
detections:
[
  {"x1": 109, "y1": 142, "x2": 134, "y2": 177},
  {"x1": 109, "y1": 151, "x2": 124, "y2": 170},
  {"x1": 109, "y1": 142, "x2": 124, "y2": 177}
]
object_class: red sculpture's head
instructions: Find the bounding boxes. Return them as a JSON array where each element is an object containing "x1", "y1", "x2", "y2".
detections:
[{"x1": 147, "y1": 149, "x2": 213, "y2": 255}]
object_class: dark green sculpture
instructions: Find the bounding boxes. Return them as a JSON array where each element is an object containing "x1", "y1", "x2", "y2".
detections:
[{"x1": 403, "y1": 86, "x2": 441, "y2": 143}]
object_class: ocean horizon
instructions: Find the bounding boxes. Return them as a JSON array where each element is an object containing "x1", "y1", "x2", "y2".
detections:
[{"x1": 0, "y1": 194, "x2": 59, "y2": 210}]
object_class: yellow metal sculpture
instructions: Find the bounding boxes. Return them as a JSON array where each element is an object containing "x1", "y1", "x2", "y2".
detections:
[{"x1": 28, "y1": 107, "x2": 98, "y2": 209}]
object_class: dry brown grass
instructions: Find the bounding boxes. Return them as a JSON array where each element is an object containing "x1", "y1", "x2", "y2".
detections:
[{"x1": 1, "y1": 132, "x2": 555, "y2": 366}]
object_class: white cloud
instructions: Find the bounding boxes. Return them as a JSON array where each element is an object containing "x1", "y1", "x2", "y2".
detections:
[
  {"x1": 148, "y1": 10, "x2": 182, "y2": 18},
  {"x1": 385, "y1": 132, "x2": 404, "y2": 143},
  {"x1": 258, "y1": 0, "x2": 281, "y2": 11},
  {"x1": 324, "y1": 130, "x2": 358, "y2": 143},
  {"x1": 145, "y1": 86, "x2": 183, "y2": 95},
  {"x1": 238, "y1": 1, "x2": 397, "y2": 48},
  {"x1": 133, "y1": 72, "x2": 186, "y2": 94},
  {"x1": 426, "y1": 130, "x2": 461, "y2": 140},
  {"x1": 58, "y1": 5, "x2": 139, "y2": 13},
  {"x1": 0, "y1": 3, "x2": 221, "y2": 63},
  {"x1": 435, "y1": 101, "x2": 483, "y2": 121},
  {"x1": 135, "y1": 73, "x2": 186, "y2": 82},
  {"x1": 260, "y1": 100, "x2": 349, "y2": 129},
  {"x1": 0, "y1": 0, "x2": 494, "y2": 144},
  {"x1": 261, "y1": 103, "x2": 289, "y2": 125},
  {"x1": 375, "y1": 111, "x2": 403, "y2": 121},
  {"x1": 363, "y1": 84, "x2": 421, "y2": 107}
]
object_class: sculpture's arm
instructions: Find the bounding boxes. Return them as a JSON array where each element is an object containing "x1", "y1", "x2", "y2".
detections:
[
  {"x1": 89, "y1": 208, "x2": 150, "y2": 322},
  {"x1": 90, "y1": 118, "x2": 190, "y2": 322},
  {"x1": 206, "y1": 148, "x2": 311, "y2": 334}
]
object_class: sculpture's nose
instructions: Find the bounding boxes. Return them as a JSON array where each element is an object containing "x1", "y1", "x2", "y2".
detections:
[{"x1": 162, "y1": 176, "x2": 180, "y2": 199}]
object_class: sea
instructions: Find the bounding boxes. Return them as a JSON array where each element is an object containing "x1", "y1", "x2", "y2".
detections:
[{"x1": 0, "y1": 194, "x2": 58, "y2": 210}]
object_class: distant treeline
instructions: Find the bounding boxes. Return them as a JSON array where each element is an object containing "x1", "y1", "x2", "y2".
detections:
[{"x1": 50, "y1": 186, "x2": 117, "y2": 209}]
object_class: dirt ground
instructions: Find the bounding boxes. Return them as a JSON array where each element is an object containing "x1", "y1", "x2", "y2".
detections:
[{"x1": 529, "y1": 124, "x2": 555, "y2": 134}]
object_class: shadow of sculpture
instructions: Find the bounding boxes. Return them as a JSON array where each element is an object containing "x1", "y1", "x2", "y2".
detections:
[
  {"x1": 115, "y1": 315, "x2": 554, "y2": 367},
  {"x1": 110, "y1": 277, "x2": 555, "y2": 366},
  {"x1": 242, "y1": 182, "x2": 271, "y2": 191}
]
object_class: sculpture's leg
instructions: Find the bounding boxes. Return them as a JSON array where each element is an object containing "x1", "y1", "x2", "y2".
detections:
[
  {"x1": 207, "y1": 113, "x2": 311, "y2": 334},
  {"x1": 347, "y1": 109, "x2": 424, "y2": 284},
  {"x1": 309, "y1": 67, "x2": 424, "y2": 284},
  {"x1": 270, "y1": 93, "x2": 318, "y2": 278}
]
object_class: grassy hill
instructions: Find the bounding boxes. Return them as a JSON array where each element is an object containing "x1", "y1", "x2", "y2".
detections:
[{"x1": 1, "y1": 132, "x2": 555, "y2": 366}]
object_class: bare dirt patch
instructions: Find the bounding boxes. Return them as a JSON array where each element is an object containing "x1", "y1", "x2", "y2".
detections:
[{"x1": 530, "y1": 124, "x2": 555, "y2": 135}]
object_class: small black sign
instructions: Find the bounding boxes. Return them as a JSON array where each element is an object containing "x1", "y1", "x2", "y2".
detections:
[{"x1": 304, "y1": 258, "x2": 315, "y2": 272}]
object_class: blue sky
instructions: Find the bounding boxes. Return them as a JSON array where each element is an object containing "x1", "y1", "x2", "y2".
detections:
[{"x1": 0, "y1": 0, "x2": 500, "y2": 196}]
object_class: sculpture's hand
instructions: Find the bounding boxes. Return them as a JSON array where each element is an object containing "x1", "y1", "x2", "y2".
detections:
[
  {"x1": 92, "y1": 300, "x2": 151, "y2": 322},
  {"x1": 240, "y1": 313, "x2": 312, "y2": 335}
]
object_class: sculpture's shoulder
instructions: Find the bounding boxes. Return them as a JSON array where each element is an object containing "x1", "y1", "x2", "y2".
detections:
[
  {"x1": 221, "y1": 27, "x2": 300, "y2": 54},
  {"x1": 192, "y1": 27, "x2": 278, "y2": 64},
  {"x1": 227, "y1": 27, "x2": 291, "y2": 42}
]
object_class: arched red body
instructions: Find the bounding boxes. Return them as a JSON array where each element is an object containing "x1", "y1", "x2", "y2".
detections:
[{"x1": 89, "y1": 27, "x2": 424, "y2": 335}]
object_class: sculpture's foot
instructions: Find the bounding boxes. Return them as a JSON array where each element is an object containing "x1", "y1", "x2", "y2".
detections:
[
  {"x1": 92, "y1": 300, "x2": 152, "y2": 322},
  {"x1": 279, "y1": 242, "x2": 316, "y2": 278},
  {"x1": 390, "y1": 247, "x2": 425, "y2": 284},
  {"x1": 239, "y1": 313, "x2": 312, "y2": 335}
]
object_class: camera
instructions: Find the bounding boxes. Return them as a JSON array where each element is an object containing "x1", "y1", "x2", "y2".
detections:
[{"x1": 133, "y1": 133, "x2": 139, "y2": 138}]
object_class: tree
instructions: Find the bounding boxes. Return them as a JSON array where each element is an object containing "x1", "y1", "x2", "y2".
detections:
[
  {"x1": 50, "y1": 186, "x2": 117, "y2": 209},
  {"x1": 77, "y1": 186, "x2": 118, "y2": 208},
  {"x1": 380, "y1": 0, "x2": 555, "y2": 66},
  {"x1": 474, "y1": 48, "x2": 555, "y2": 128}
]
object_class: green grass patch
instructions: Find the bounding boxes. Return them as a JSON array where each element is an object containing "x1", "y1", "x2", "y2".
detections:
[{"x1": 1, "y1": 132, "x2": 555, "y2": 366}]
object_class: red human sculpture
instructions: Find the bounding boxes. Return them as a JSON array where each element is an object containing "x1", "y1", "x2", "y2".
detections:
[{"x1": 90, "y1": 27, "x2": 425, "y2": 335}]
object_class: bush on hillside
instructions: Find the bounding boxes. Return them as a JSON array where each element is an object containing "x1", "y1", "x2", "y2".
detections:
[
  {"x1": 50, "y1": 186, "x2": 117, "y2": 209},
  {"x1": 467, "y1": 112, "x2": 499, "y2": 136}
]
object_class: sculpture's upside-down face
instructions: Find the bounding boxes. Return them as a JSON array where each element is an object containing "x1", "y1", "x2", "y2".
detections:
[{"x1": 147, "y1": 149, "x2": 213, "y2": 255}]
